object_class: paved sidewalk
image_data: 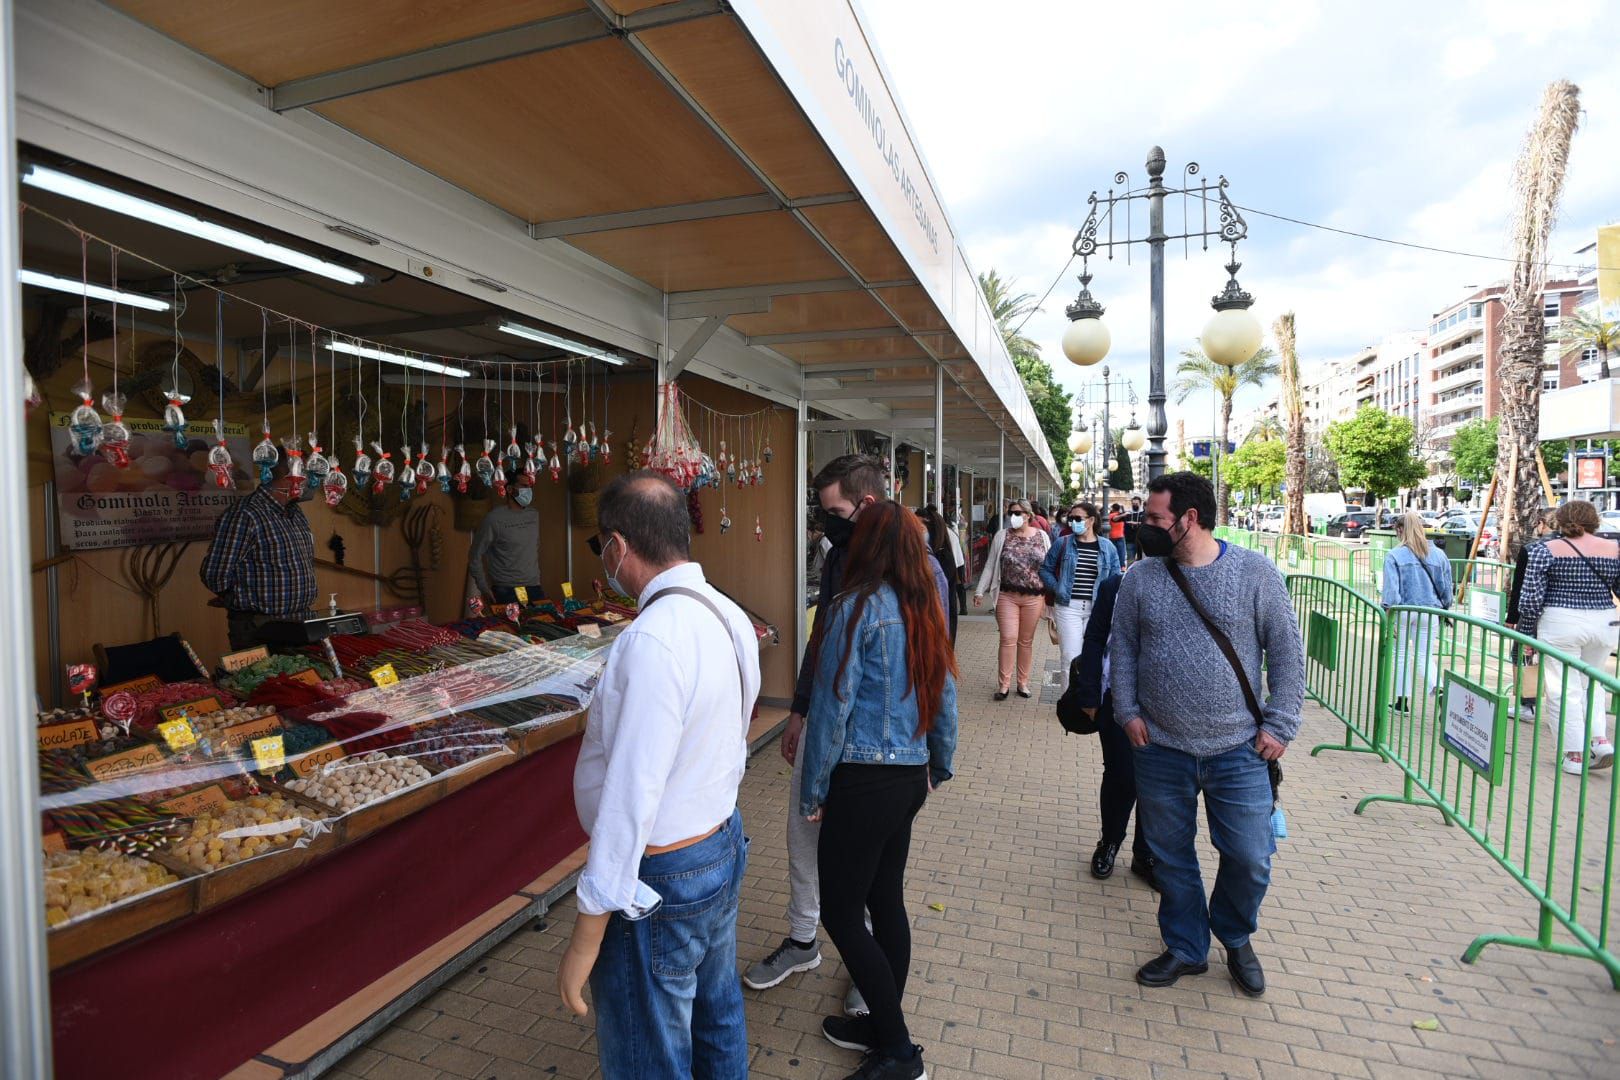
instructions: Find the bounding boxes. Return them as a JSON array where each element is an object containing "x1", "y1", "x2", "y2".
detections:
[{"x1": 340, "y1": 620, "x2": 1617, "y2": 1080}]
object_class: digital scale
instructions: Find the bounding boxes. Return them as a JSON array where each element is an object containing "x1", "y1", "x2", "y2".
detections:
[{"x1": 253, "y1": 610, "x2": 368, "y2": 645}]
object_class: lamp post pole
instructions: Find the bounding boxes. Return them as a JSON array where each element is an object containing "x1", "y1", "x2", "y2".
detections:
[
  {"x1": 1146, "y1": 148, "x2": 1168, "y2": 482},
  {"x1": 1101, "y1": 365, "x2": 1112, "y2": 500}
]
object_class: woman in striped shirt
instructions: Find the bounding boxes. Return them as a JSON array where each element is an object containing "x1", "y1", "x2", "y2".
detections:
[
  {"x1": 1517, "y1": 501, "x2": 1619, "y2": 775},
  {"x1": 1039, "y1": 502, "x2": 1122, "y2": 691}
]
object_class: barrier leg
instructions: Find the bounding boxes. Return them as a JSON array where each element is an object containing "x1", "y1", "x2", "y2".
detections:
[
  {"x1": 1463, "y1": 907, "x2": 1620, "y2": 989},
  {"x1": 1355, "y1": 772, "x2": 1450, "y2": 825}
]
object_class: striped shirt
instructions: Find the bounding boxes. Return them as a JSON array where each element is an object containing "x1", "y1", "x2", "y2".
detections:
[
  {"x1": 199, "y1": 487, "x2": 317, "y2": 616},
  {"x1": 1071, "y1": 540, "x2": 1101, "y2": 601},
  {"x1": 1517, "y1": 538, "x2": 1620, "y2": 637}
]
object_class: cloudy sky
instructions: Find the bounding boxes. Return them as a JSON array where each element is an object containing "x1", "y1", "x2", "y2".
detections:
[{"x1": 861, "y1": 0, "x2": 1617, "y2": 441}]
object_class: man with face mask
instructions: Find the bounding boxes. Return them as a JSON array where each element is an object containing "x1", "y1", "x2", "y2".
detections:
[
  {"x1": 744, "y1": 454, "x2": 950, "y2": 1018},
  {"x1": 1110, "y1": 472, "x2": 1304, "y2": 997},
  {"x1": 201, "y1": 461, "x2": 318, "y2": 649},
  {"x1": 466, "y1": 485, "x2": 543, "y2": 607}
]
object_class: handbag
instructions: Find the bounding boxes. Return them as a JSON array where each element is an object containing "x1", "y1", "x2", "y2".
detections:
[
  {"x1": 1055, "y1": 655, "x2": 1102, "y2": 735},
  {"x1": 1164, "y1": 560, "x2": 1283, "y2": 801}
]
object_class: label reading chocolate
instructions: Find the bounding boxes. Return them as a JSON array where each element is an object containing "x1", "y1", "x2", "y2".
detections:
[
  {"x1": 37, "y1": 718, "x2": 97, "y2": 751},
  {"x1": 86, "y1": 743, "x2": 166, "y2": 781}
]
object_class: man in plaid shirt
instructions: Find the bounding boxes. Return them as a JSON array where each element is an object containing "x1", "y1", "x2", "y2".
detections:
[{"x1": 200, "y1": 465, "x2": 317, "y2": 649}]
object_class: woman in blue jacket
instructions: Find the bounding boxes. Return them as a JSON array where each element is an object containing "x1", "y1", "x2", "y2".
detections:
[
  {"x1": 1381, "y1": 512, "x2": 1454, "y2": 713},
  {"x1": 801, "y1": 502, "x2": 958, "y2": 1080},
  {"x1": 1039, "y1": 501, "x2": 1122, "y2": 691}
]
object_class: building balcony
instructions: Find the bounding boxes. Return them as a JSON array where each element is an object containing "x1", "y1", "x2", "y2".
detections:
[
  {"x1": 1431, "y1": 338, "x2": 1484, "y2": 366},
  {"x1": 1429, "y1": 314, "x2": 1484, "y2": 349},
  {"x1": 1431, "y1": 362, "x2": 1485, "y2": 394},
  {"x1": 1430, "y1": 391, "x2": 1485, "y2": 421}
]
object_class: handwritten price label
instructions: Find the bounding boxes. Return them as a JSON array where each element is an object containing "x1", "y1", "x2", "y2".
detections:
[
  {"x1": 369, "y1": 663, "x2": 400, "y2": 688},
  {"x1": 158, "y1": 717, "x2": 198, "y2": 751},
  {"x1": 157, "y1": 784, "x2": 231, "y2": 816},
  {"x1": 289, "y1": 668, "x2": 323, "y2": 687},
  {"x1": 288, "y1": 742, "x2": 347, "y2": 779},
  {"x1": 251, "y1": 734, "x2": 286, "y2": 775},
  {"x1": 161, "y1": 697, "x2": 221, "y2": 723},
  {"x1": 220, "y1": 645, "x2": 269, "y2": 673},
  {"x1": 101, "y1": 674, "x2": 164, "y2": 695},
  {"x1": 37, "y1": 718, "x2": 97, "y2": 752},
  {"x1": 218, "y1": 714, "x2": 281, "y2": 754},
  {"x1": 515, "y1": 585, "x2": 529, "y2": 604},
  {"x1": 86, "y1": 743, "x2": 166, "y2": 781}
]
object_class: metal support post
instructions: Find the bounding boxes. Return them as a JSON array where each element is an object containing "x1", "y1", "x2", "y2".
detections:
[
  {"x1": 794, "y1": 399, "x2": 808, "y2": 670},
  {"x1": 887, "y1": 434, "x2": 897, "y2": 499},
  {"x1": 933, "y1": 364, "x2": 944, "y2": 509},
  {"x1": 1103, "y1": 365, "x2": 1113, "y2": 498},
  {"x1": 0, "y1": 0, "x2": 53, "y2": 1067},
  {"x1": 1146, "y1": 147, "x2": 1168, "y2": 481},
  {"x1": 997, "y1": 431, "x2": 1006, "y2": 510},
  {"x1": 1021, "y1": 457, "x2": 1028, "y2": 500}
]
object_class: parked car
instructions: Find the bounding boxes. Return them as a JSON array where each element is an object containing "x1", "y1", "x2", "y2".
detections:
[
  {"x1": 1258, "y1": 509, "x2": 1285, "y2": 533},
  {"x1": 1325, "y1": 511, "x2": 1376, "y2": 539},
  {"x1": 1437, "y1": 512, "x2": 1499, "y2": 557}
]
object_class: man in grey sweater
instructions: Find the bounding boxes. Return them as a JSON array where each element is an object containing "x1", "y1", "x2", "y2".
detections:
[
  {"x1": 467, "y1": 488, "x2": 544, "y2": 606},
  {"x1": 1111, "y1": 471, "x2": 1303, "y2": 996}
]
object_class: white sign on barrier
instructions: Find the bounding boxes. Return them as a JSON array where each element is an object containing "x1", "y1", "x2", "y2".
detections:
[{"x1": 1442, "y1": 671, "x2": 1506, "y2": 785}]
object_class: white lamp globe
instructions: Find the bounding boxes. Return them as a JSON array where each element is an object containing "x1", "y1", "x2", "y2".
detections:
[
  {"x1": 1062, "y1": 317, "x2": 1110, "y2": 367},
  {"x1": 1068, "y1": 460, "x2": 1083, "y2": 478},
  {"x1": 1201, "y1": 306, "x2": 1264, "y2": 367},
  {"x1": 1071, "y1": 429, "x2": 1094, "y2": 455},
  {"x1": 1120, "y1": 425, "x2": 1146, "y2": 452}
]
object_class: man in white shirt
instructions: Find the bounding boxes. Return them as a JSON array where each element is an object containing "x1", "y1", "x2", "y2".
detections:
[{"x1": 559, "y1": 471, "x2": 760, "y2": 1079}]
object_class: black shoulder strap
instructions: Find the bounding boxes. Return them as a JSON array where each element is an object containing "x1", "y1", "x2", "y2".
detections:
[
  {"x1": 1163, "y1": 559, "x2": 1265, "y2": 730},
  {"x1": 1558, "y1": 538, "x2": 1620, "y2": 601},
  {"x1": 640, "y1": 586, "x2": 750, "y2": 715}
]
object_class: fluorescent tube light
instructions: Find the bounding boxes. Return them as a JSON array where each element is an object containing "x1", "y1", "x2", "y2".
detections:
[
  {"x1": 23, "y1": 165, "x2": 368, "y2": 286},
  {"x1": 496, "y1": 320, "x2": 627, "y2": 365},
  {"x1": 325, "y1": 339, "x2": 470, "y2": 378},
  {"x1": 18, "y1": 268, "x2": 172, "y2": 311}
]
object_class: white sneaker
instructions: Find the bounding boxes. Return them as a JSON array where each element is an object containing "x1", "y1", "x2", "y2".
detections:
[
  {"x1": 1561, "y1": 752, "x2": 1586, "y2": 776},
  {"x1": 1516, "y1": 703, "x2": 1538, "y2": 724},
  {"x1": 1591, "y1": 740, "x2": 1615, "y2": 771}
]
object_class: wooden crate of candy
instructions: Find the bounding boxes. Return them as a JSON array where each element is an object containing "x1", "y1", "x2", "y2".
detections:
[
  {"x1": 44, "y1": 846, "x2": 200, "y2": 969},
  {"x1": 158, "y1": 790, "x2": 338, "y2": 910},
  {"x1": 277, "y1": 750, "x2": 446, "y2": 842}
]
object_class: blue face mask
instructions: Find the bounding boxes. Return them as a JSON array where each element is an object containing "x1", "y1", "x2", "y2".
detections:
[
  {"x1": 602, "y1": 535, "x2": 628, "y2": 596},
  {"x1": 513, "y1": 488, "x2": 533, "y2": 508}
]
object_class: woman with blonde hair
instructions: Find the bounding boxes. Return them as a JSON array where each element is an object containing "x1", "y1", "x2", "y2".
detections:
[
  {"x1": 1517, "y1": 500, "x2": 1619, "y2": 775},
  {"x1": 974, "y1": 498, "x2": 1051, "y2": 700},
  {"x1": 1381, "y1": 511, "x2": 1454, "y2": 713}
]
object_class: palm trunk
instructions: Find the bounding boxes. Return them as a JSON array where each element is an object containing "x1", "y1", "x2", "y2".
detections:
[
  {"x1": 1601, "y1": 343, "x2": 1611, "y2": 381},
  {"x1": 1217, "y1": 394, "x2": 1233, "y2": 525},
  {"x1": 1497, "y1": 81, "x2": 1581, "y2": 562},
  {"x1": 1275, "y1": 313, "x2": 1307, "y2": 535}
]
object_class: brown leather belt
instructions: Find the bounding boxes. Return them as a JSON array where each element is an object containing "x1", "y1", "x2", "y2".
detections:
[{"x1": 646, "y1": 821, "x2": 723, "y2": 856}]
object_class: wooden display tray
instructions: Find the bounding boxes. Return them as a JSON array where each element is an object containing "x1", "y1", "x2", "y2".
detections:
[{"x1": 46, "y1": 866, "x2": 200, "y2": 970}]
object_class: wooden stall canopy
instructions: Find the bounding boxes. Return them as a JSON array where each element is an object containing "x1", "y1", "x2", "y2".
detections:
[{"x1": 78, "y1": 0, "x2": 1056, "y2": 478}]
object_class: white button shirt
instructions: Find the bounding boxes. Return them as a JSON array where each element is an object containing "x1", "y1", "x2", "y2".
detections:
[{"x1": 572, "y1": 562, "x2": 760, "y2": 919}]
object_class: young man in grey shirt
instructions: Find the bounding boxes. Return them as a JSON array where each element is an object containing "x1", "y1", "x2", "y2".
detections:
[
  {"x1": 466, "y1": 487, "x2": 543, "y2": 606},
  {"x1": 1111, "y1": 471, "x2": 1304, "y2": 996}
]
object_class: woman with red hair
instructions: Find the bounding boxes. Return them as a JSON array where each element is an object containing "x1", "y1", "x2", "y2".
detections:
[{"x1": 800, "y1": 501, "x2": 959, "y2": 1080}]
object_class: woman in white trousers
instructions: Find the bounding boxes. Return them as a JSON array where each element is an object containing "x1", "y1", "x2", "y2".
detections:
[{"x1": 1038, "y1": 502, "x2": 1121, "y2": 691}]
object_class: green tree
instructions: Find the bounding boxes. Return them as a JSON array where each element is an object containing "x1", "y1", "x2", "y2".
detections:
[
  {"x1": 1172, "y1": 345, "x2": 1280, "y2": 524},
  {"x1": 1560, "y1": 308, "x2": 1619, "y2": 380},
  {"x1": 1324, "y1": 405, "x2": 1427, "y2": 501},
  {"x1": 1226, "y1": 438, "x2": 1287, "y2": 503},
  {"x1": 1451, "y1": 417, "x2": 1498, "y2": 489},
  {"x1": 981, "y1": 268, "x2": 1073, "y2": 479},
  {"x1": 1105, "y1": 429, "x2": 1135, "y2": 492}
]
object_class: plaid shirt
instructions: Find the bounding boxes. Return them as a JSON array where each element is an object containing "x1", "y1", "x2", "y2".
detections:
[
  {"x1": 1517, "y1": 538, "x2": 1620, "y2": 637},
  {"x1": 200, "y1": 487, "x2": 317, "y2": 616}
]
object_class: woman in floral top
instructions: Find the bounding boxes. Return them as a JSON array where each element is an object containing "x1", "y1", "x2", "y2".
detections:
[{"x1": 974, "y1": 498, "x2": 1052, "y2": 700}]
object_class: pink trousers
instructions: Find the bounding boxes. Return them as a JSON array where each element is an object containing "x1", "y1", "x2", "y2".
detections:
[{"x1": 995, "y1": 592, "x2": 1045, "y2": 692}]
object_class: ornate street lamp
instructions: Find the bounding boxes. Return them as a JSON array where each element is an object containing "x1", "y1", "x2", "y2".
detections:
[
  {"x1": 1061, "y1": 272, "x2": 1109, "y2": 367},
  {"x1": 1201, "y1": 260, "x2": 1263, "y2": 367}
]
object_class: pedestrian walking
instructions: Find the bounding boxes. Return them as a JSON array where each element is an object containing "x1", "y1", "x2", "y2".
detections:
[
  {"x1": 1381, "y1": 512, "x2": 1454, "y2": 713},
  {"x1": 800, "y1": 501, "x2": 958, "y2": 1080},
  {"x1": 1069, "y1": 573, "x2": 1156, "y2": 884},
  {"x1": 1507, "y1": 510, "x2": 1558, "y2": 722},
  {"x1": 1107, "y1": 503, "x2": 1128, "y2": 563},
  {"x1": 1111, "y1": 471, "x2": 1304, "y2": 996},
  {"x1": 744, "y1": 456, "x2": 950, "y2": 1016},
  {"x1": 917, "y1": 505, "x2": 962, "y2": 642},
  {"x1": 1039, "y1": 501, "x2": 1121, "y2": 691},
  {"x1": 560, "y1": 472, "x2": 760, "y2": 1079},
  {"x1": 974, "y1": 498, "x2": 1051, "y2": 700},
  {"x1": 1516, "y1": 500, "x2": 1619, "y2": 776},
  {"x1": 1124, "y1": 495, "x2": 1144, "y2": 561}
]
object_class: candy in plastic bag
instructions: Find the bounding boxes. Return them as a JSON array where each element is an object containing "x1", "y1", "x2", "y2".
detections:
[
  {"x1": 504, "y1": 427, "x2": 523, "y2": 471},
  {"x1": 24, "y1": 372, "x2": 43, "y2": 420},
  {"x1": 397, "y1": 447, "x2": 416, "y2": 501},
  {"x1": 253, "y1": 424, "x2": 280, "y2": 486},
  {"x1": 437, "y1": 446, "x2": 453, "y2": 494},
  {"x1": 475, "y1": 439, "x2": 497, "y2": 487},
  {"x1": 453, "y1": 444, "x2": 471, "y2": 494},
  {"x1": 208, "y1": 419, "x2": 235, "y2": 489},
  {"x1": 322, "y1": 461, "x2": 349, "y2": 507},
  {"x1": 305, "y1": 431, "x2": 330, "y2": 485},
  {"x1": 100, "y1": 391, "x2": 131, "y2": 468},
  {"x1": 69, "y1": 378, "x2": 103, "y2": 456},
  {"x1": 351, "y1": 435, "x2": 372, "y2": 490},
  {"x1": 162, "y1": 385, "x2": 191, "y2": 450},
  {"x1": 548, "y1": 450, "x2": 562, "y2": 483},
  {"x1": 415, "y1": 444, "x2": 435, "y2": 494},
  {"x1": 370, "y1": 441, "x2": 394, "y2": 494},
  {"x1": 281, "y1": 435, "x2": 306, "y2": 498}
]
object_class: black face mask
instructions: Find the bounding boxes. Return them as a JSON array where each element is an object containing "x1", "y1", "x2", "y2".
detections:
[
  {"x1": 1136, "y1": 518, "x2": 1185, "y2": 559},
  {"x1": 821, "y1": 510, "x2": 857, "y2": 548}
]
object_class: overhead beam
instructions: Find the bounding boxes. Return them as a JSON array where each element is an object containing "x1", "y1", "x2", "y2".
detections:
[
  {"x1": 803, "y1": 383, "x2": 941, "y2": 401},
  {"x1": 804, "y1": 358, "x2": 953, "y2": 379},
  {"x1": 802, "y1": 417, "x2": 942, "y2": 432},
  {"x1": 747, "y1": 326, "x2": 909, "y2": 347},
  {"x1": 330, "y1": 310, "x2": 491, "y2": 338},
  {"x1": 668, "y1": 278, "x2": 857, "y2": 304},
  {"x1": 531, "y1": 193, "x2": 856, "y2": 240},
  {"x1": 666, "y1": 296, "x2": 773, "y2": 321},
  {"x1": 665, "y1": 315, "x2": 723, "y2": 380}
]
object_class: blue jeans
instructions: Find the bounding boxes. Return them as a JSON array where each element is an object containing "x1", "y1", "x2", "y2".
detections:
[
  {"x1": 1113, "y1": 537, "x2": 1129, "y2": 564},
  {"x1": 1132, "y1": 742, "x2": 1275, "y2": 965},
  {"x1": 590, "y1": 808, "x2": 749, "y2": 1079}
]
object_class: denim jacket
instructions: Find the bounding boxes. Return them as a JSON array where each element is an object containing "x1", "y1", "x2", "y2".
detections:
[
  {"x1": 1038, "y1": 532, "x2": 1122, "y2": 605},
  {"x1": 1381, "y1": 544, "x2": 1453, "y2": 609},
  {"x1": 799, "y1": 584, "x2": 959, "y2": 816}
]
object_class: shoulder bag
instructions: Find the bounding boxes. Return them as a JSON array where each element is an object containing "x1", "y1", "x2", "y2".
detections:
[{"x1": 1163, "y1": 560, "x2": 1283, "y2": 801}]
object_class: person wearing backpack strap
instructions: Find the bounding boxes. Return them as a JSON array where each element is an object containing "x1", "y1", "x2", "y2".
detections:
[
  {"x1": 1110, "y1": 472, "x2": 1304, "y2": 997},
  {"x1": 1380, "y1": 512, "x2": 1455, "y2": 714}
]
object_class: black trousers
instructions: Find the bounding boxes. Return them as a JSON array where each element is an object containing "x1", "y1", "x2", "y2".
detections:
[
  {"x1": 818, "y1": 763, "x2": 928, "y2": 1059},
  {"x1": 1096, "y1": 692, "x2": 1151, "y2": 860}
]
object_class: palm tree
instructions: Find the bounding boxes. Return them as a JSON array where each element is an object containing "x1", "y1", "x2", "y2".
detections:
[
  {"x1": 1244, "y1": 416, "x2": 1285, "y2": 443},
  {"x1": 1275, "y1": 313, "x2": 1307, "y2": 536},
  {"x1": 1173, "y1": 345, "x2": 1279, "y2": 524},
  {"x1": 1497, "y1": 81, "x2": 1581, "y2": 561},
  {"x1": 1560, "y1": 308, "x2": 1618, "y2": 380},
  {"x1": 978, "y1": 269, "x2": 1041, "y2": 362}
]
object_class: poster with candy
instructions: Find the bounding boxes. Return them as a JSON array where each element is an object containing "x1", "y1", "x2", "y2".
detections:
[{"x1": 50, "y1": 413, "x2": 253, "y2": 550}]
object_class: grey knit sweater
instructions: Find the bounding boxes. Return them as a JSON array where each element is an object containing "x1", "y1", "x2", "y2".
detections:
[{"x1": 1110, "y1": 545, "x2": 1305, "y2": 755}]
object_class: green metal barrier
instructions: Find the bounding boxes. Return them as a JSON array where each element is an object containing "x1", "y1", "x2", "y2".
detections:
[
  {"x1": 1373, "y1": 606, "x2": 1620, "y2": 986},
  {"x1": 1286, "y1": 575, "x2": 1388, "y2": 758}
]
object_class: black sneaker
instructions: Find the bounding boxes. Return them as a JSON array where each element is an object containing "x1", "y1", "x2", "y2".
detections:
[
  {"x1": 1130, "y1": 855, "x2": 1160, "y2": 893},
  {"x1": 844, "y1": 1045, "x2": 927, "y2": 1080},
  {"x1": 1090, "y1": 840, "x2": 1120, "y2": 879},
  {"x1": 823, "y1": 1015, "x2": 876, "y2": 1053}
]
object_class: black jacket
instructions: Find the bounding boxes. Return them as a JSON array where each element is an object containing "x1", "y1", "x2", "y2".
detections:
[{"x1": 1071, "y1": 574, "x2": 1123, "y2": 710}]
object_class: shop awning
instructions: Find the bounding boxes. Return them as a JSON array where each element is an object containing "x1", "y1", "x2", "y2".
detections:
[{"x1": 19, "y1": 0, "x2": 1057, "y2": 482}]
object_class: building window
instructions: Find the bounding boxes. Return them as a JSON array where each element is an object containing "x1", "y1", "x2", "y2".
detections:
[
  {"x1": 1544, "y1": 297, "x2": 1561, "y2": 318},
  {"x1": 1470, "y1": 302, "x2": 1484, "y2": 318},
  {"x1": 1543, "y1": 376, "x2": 1561, "y2": 391}
]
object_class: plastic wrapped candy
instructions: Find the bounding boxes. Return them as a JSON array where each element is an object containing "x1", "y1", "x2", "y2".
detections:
[
  {"x1": 452, "y1": 444, "x2": 471, "y2": 494},
  {"x1": 415, "y1": 444, "x2": 435, "y2": 494},
  {"x1": 548, "y1": 449, "x2": 562, "y2": 483},
  {"x1": 281, "y1": 435, "x2": 307, "y2": 499},
  {"x1": 563, "y1": 417, "x2": 577, "y2": 448},
  {"x1": 305, "y1": 431, "x2": 330, "y2": 485},
  {"x1": 492, "y1": 464, "x2": 508, "y2": 499},
  {"x1": 397, "y1": 446, "x2": 416, "y2": 501},
  {"x1": 504, "y1": 427, "x2": 523, "y2": 472},
  {"x1": 437, "y1": 446, "x2": 453, "y2": 494},
  {"x1": 208, "y1": 419, "x2": 235, "y2": 489},
  {"x1": 253, "y1": 424, "x2": 280, "y2": 486},
  {"x1": 99, "y1": 391, "x2": 131, "y2": 468},
  {"x1": 351, "y1": 436, "x2": 372, "y2": 490},
  {"x1": 24, "y1": 372, "x2": 42, "y2": 420},
  {"x1": 763, "y1": 435, "x2": 774, "y2": 464},
  {"x1": 69, "y1": 378, "x2": 103, "y2": 456},
  {"x1": 601, "y1": 428, "x2": 614, "y2": 465},
  {"x1": 720, "y1": 510, "x2": 732, "y2": 534},
  {"x1": 370, "y1": 441, "x2": 394, "y2": 494},
  {"x1": 520, "y1": 452, "x2": 538, "y2": 488},
  {"x1": 322, "y1": 462, "x2": 349, "y2": 507},
  {"x1": 475, "y1": 439, "x2": 497, "y2": 486},
  {"x1": 755, "y1": 515, "x2": 764, "y2": 543},
  {"x1": 162, "y1": 385, "x2": 191, "y2": 450}
]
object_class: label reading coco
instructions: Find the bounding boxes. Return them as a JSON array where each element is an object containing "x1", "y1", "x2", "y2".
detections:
[
  {"x1": 37, "y1": 717, "x2": 98, "y2": 752},
  {"x1": 288, "y1": 742, "x2": 347, "y2": 779},
  {"x1": 369, "y1": 663, "x2": 400, "y2": 688},
  {"x1": 86, "y1": 743, "x2": 166, "y2": 781},
  {"x1": 157, "y1": 717, "x2": 198, "y2": 751},
  {"x1": 157, "y1": 784, "x2": 231, "y2": 816},
  {"x1": 251, "y1": 734, "x2": 286, "y2": 774}
]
